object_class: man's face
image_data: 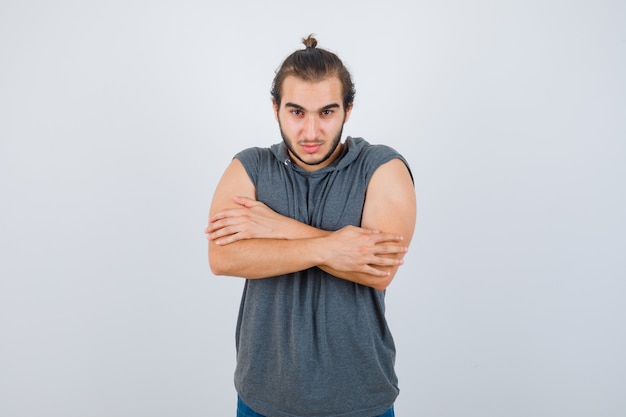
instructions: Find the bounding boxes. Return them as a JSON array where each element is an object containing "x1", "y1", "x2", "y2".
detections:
[{"x1": 273, "y1": 75, "x2": 352, "y2": 172}]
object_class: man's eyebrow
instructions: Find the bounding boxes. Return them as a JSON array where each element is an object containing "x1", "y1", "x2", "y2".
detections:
[
  {"x1": 284, "y1": 102, "x2": 305, "y2": 110},
  {"x1": 284, "y1": 102, "x2": 341, "y2": 111},
  {"x1": 320, "y1": 103, "x2": 341, "y2": 111}
]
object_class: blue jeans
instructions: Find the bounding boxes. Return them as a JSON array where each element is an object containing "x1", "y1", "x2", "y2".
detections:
[{"x1": 237, "y1": 396, "x2": 395, "y2": 417}]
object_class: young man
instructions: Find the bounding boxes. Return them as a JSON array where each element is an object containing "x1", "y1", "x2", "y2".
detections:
[{"x1": 206, "y1": 35, "x2": 416, "y2": 417}]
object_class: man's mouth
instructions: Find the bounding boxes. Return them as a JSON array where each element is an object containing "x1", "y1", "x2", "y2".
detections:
[{"x1": 301, "y1": 143, "x2": 322, "y2": 154}]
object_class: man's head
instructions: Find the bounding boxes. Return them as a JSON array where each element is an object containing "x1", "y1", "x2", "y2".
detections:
[
  {"x1": 271, "y1": 34, "x2": 355, "y2": 111},
  {"x1": 272, "y1": 35, "x2": 355, "y2": 172}
]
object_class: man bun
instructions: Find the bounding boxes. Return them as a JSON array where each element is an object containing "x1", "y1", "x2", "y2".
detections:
[{"x1": 302, "y1": 34, "x2": 318, "y2": 49}]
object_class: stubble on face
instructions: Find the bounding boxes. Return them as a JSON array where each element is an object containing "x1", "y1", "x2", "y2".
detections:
[{"x1": 279, "y1": 120, "x2": 344, "y2": 167}]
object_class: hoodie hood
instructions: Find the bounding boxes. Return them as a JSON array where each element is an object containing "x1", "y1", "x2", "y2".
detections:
[{"x1": 269, "y1": 137, "x2": 369, "y2": 175}]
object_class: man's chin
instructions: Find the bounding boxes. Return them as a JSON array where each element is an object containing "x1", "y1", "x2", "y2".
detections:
[{"x1": 291, "y1": 153, "x2": 324, "y2": 166}]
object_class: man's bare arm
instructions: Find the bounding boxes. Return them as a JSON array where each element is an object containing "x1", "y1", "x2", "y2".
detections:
[
  {"x1": 320, "y1": 158, "x2": 417, "y2": 290},
  {"x1": 207, "y1": 159, "x2": 407, "y2": 281}
]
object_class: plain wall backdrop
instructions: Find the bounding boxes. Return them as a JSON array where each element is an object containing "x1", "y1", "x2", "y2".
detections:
[{"x1": 1, "y1": 1, "x2": 624, "y2": 416}]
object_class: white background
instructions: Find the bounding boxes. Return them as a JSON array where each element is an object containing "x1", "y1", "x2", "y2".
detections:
[{"x1": 1, "y1": 1, "x2": 624, "y2": 416}]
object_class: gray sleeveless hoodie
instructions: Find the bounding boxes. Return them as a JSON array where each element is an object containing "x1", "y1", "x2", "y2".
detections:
[{"x1": 233, "y1": 137, "x2": 412, "y2": 417}]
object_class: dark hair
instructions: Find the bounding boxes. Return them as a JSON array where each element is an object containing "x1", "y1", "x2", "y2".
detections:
[{"x1": 271, "y1": 34, "x2": 356, "y2": 110}]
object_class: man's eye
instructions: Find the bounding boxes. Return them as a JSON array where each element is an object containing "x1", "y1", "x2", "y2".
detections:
[{"x1": 321, "y1": 110, "x2": 334, "y2": 116}]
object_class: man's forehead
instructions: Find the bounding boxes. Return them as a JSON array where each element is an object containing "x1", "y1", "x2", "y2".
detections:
[{"x1": 280, "y1": 75, "x2": 343, "y2": 108}]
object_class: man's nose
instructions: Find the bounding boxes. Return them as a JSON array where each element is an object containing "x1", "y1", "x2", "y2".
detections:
[{"x1": 303, "y1": 115, "x2": 320, "y2": 140}]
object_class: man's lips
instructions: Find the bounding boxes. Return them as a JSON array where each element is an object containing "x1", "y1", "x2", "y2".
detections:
[{"x1": 301, "y1": 143, "x2": 322, "y2": 154}]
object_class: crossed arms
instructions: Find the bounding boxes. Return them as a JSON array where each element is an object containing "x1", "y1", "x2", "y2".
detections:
[{"x1": 206, "y1": 157, "x2": 416, "y2": 291}]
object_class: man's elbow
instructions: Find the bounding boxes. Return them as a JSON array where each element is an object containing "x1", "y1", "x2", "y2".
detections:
[
  {"x1": 209, "y1": 251, "x2": 254, "y2": 278},
  {"x1": 208, "y1": 249, "x2": 229, "y2": 276},
  {"x1": 372, "y1": 275, "x2": 394, "y2": 291},
  {"x1": 209, "y1": 259, "x2": 224, "y2": 276},
  {"x1": 372, "y1": 265, "x2": 404, "y2": 290}
]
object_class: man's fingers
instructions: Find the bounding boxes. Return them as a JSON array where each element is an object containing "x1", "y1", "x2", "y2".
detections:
[
  {"x1": 362, "y1": 265, "x2": 393, "y2": 277},
  {"x1": 232, "y1": 195, "x2": 258, "y2": 208},
  {"x1": 363, "y1": 266, "x2": 389, "y2": 277},
  {"x1": 207, "y1": 215, "x2": 244, "y2": 236},
  {"x1": 209, "y1": 225, "x2": 243, "y2": 245},
  {"x1": 210, "y1": 208, "x2": 239, "y2": 222},
  {"x1": 376, "y1": 244, "x2": 409, "y2": 254},
  {"x1": 368, "y1": 256, "x2": 405, "y2": 267},
  {"x1": 372, "y1": 232, "x2": 404, "y2": 243}
]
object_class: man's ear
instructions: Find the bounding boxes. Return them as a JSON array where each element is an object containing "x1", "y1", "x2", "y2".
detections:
[
  {"x1": 272, "y1": 98, "x2": 279, "y2": 122},
  {"x1": 344, "y1": 102, "x2": 353, "y2": 123}
]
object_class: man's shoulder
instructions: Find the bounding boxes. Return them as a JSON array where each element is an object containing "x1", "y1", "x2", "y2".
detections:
[
  {"x1": 346, "y1": 137, "x2": 404, "y2": 163},
  {"x1": 235, "y1": 143, "x2": 282, "y2": 162},
  {"x1": 347, "y1": 137, "x2": 401, "y2": 156},
  {"x1": 345, "y1": 137, "x2": 412, "y2": 182}
]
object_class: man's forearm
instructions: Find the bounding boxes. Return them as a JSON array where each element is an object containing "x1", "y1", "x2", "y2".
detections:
[
  {"x1": 207, "y1": 195, "x2": 407, "y2": 286},
  {"x1": 209, "y1": 226, "x2": 406, "y2": 289},
  {"x1": 209, "y1": 236, "x2": 324, "y2": 278}
]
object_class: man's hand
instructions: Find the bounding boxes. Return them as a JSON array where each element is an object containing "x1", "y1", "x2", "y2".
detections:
[
  {"x1": 206, "y1": 196, "x2": 308, "y2": 245},
  {"x1": 318, "y1": 226, "x2": 407, "y2": 277}
]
